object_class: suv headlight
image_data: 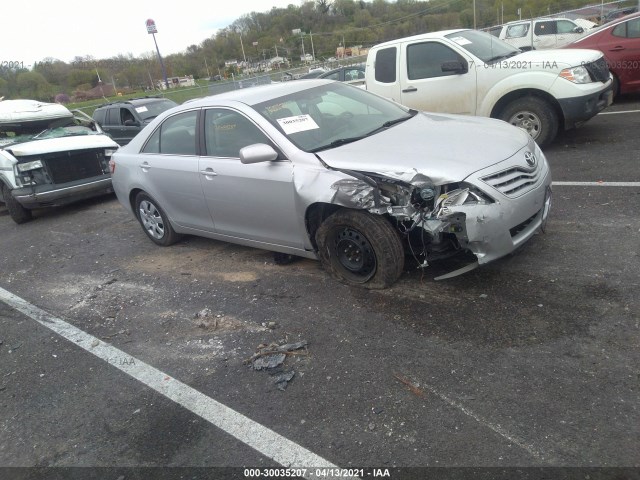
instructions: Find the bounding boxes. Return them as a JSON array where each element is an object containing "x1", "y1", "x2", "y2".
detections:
[
  {"x1": 559, "y1": 66, "x2": 592, "y2": 84},
  {"x1": 17, "y1": 159, "x2": 43, "y2": 172}
]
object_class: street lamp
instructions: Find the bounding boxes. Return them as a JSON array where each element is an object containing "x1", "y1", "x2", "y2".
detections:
[{"x1": 145, "y1": 19, "x2": 169, "y2": 89}]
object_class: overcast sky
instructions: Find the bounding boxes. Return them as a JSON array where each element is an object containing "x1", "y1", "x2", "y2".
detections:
[{"x1": 4, "y1": 0, "x2": 301, "y2": 66}]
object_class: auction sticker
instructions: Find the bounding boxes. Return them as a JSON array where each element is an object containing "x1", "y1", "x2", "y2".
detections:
[{"x1": 277, "y1": 114, "x2": 319, "y2": 134}]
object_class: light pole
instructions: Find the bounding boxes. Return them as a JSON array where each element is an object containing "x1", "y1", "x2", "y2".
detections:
[
  {"x1": 145, "y1": 19, "x2": 169, "y2": 89},
  {"x1": 292, "y1": 28, "x2": 306, "y2": 64}
]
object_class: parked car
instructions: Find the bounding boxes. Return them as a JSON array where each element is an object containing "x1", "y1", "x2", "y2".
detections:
[
  {"x1": 602, "y1": 6, "x2": 638, "y2": 24},
  {"x1": 564, "y1": 12, "x2": 640, "y2": 97},
  {"x1": 0, "y1": 100, "x2": 119, "y2": 224},
  {"x1": 498, "y1": 17, "x2": 591, "y2": 50},
  {"x1": 364, "y1": 28, "x2": 613, "y2": 147},
  {"x1": 110, "y1": 80, "x2": 552, "y2": 288},
  {"x1": 298, "y1": 68, "x2": 327, "y2": 79},
  {"x1": 92, "y1": 96, "x2": 177, "y2": 146},
  {"x1": 318, "y1": 65, "x2": 366, "y2": 86}
]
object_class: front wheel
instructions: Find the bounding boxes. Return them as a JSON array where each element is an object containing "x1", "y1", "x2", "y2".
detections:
[
  {"x1": 134, "y1": 192, "x2": 181, "y2": 246},
  {"x1": 499, "y1": 96, "x2": 559, "y2": 147},
  {"x1": 315, "y1": 209, "x2": 404, "y2": 289},
  {"x1": 1, "y1": 184, "x2": 32, "y2": 224}
]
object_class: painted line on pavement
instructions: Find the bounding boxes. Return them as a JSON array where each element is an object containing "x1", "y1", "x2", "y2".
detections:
[
  {"x1": 553, "y1": 181, "x2": 640, "y2": 187},
  {"x1": 0, "y1": 286, "x2": 345, "y2": 479}
]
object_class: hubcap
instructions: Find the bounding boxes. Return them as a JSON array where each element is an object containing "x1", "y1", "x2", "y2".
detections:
[
  {"x1": 509, "y1": 111, "x2": 541, "y2": 139},
  {"x1": 139, "y1": 200, "x2": 165, "y2": 239},
  {"x1": 333, "y1": 227, "x2": 376, "y2": 281}
]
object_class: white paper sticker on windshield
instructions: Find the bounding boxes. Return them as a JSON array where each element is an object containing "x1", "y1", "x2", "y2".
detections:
[
  {"x1": 135, "y1": 106, "x2": 149, "y2": 113},
  {"x1": 277, "y1": 114, "x2": 319, "y2": 134},
  {"x1": 451, "y1": 36, "x2": 472, "y2": 46}
]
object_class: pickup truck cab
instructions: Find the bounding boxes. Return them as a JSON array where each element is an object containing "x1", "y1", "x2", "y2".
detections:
[{"x1": 365, "y1": 29, "x2": 613, "y2": 146}]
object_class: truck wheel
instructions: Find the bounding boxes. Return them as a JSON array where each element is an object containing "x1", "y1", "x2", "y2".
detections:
[
  {"x1": 500, "y1": 96, "x2": 558, "y2": 147},
  {"x1": 1, "y1": 184, "x2": 32, "y2": 224},
  {"x1": 315, "y1": 209, "x2": 404, "y2": 289},
  {"x1": 134, "y1": 192, "x2": 181, "y2": 246}
]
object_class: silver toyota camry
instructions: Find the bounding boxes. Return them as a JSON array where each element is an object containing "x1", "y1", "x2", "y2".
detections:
[{"x1": 110, "y1": 80, "x2": 552, "y2": 288}]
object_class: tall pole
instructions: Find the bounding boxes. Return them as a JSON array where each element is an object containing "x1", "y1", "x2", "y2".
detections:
[
  {"x1": 473, "y1": 0, "x2": 477, "y2": 29},
  {"x1": 152, "y1": 33, "x2": 169, "y2": 89},
  {"x1": 310, "y1": 31, "x2": 316, "y2": 62},
  {"x1": 239, "y1": 34, "x2": 247, "y2": 64},
  {"x1": 301, "y1": 33, "x2": 306, "y2": 63}
]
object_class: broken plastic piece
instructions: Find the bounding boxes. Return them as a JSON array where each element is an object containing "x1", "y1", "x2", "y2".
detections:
[
  {"x1": 253, "y1": 353, "x2": 286, "y2": 370},
  {"x1": 273, "y1": 371, "x2": 295, "y2": 390},
  {"x1": 434, "y1": 261, "x2": 479, "y2": 280}
]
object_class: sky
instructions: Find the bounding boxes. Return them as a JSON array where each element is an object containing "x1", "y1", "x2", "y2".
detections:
[{"x1": 3, "y1": 0, "x2": 302, "y2": 67}]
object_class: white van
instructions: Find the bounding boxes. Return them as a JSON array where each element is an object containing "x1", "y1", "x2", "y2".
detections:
[
  {"x1": 364, "y1": 28, "x2": 613, "y2": 146},
  {"x1": 498, "y1": 18, "x2": 591, "y2": 50}
]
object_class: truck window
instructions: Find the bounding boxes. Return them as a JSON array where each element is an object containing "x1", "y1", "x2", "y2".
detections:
[
  {"x1": 534, "y1": 21, "x2": 557, "y2": 36},
  {"x1": 506, "y1": 24, "x2": 529, "y2": 38},
  {"x1": 374, "y1": 47, "x2": 397, "y2": 83},
  {"x1": 105, "y1": 108, "x2": 120, "y2": 126},
  {"x1": 557, "y1": 20, "x2": 577, "y2": 34},
  {"x1": 407, "y1": 42, "x2": 464, "y2": 80}
]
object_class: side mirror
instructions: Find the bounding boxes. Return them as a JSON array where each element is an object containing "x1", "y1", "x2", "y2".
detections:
[
  {"x1": 239, "y1": 143, "x2": 279, "y2": 164},
  {"x1": 441, "y1": 60, "x2": 468, "y2": 74},
  {"x1": 574, "y1": 26, "x2": 584, "y2": 33},
  {"x1": 124, "y1": 119, "x2": 140, "y2": 127}
]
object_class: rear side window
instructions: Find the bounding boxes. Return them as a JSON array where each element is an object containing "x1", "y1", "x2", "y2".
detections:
[
  {"x1": 534, "y1": 21, "x2": 557, "y2": 36},
  {"x1": 141, "y1": 110, "x2": 198, "y2": 155},
  {"x1": 105, "y1": 108, "x2": 120, "y2": 125},
  {"x1": 374, "y1": 47, "x2": 397, "y2": 83},
  {"x1": 407, "y1": 42, "x2": 464, "y2": 80}
]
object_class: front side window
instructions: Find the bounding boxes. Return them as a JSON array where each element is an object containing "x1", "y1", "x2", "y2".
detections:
[
  {"x1": 407, "y1": 42, "x2": 464, "y2": 80},
  {"x1": 204, "y1": 109, "x2": 270, "y2": 158},
  {"x1": 614, "y1": 18, "x2": 640, "y2": 38},
  {"x1": 141, "y1": 110, "x2": 197, "y2": 155},
  {"x1": 557, "y1": 20, "x2": 578, "y2": 34}
]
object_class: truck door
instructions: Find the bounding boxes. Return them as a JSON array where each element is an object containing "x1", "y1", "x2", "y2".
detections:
[{"x1": 399, "y1": 40, "x2": 477, "y2": 115}]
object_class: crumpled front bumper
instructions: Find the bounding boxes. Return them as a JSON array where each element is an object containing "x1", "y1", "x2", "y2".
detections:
[{"x1": 12, "y1": 176, "x2": 113, "y2": 208}]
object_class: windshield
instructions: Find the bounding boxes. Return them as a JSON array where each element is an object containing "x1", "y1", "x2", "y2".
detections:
[
  {"x1": 253, "y1": 83, "x2": 414, "y2": 152},
  {"x1": 136, "y1": 99, "x2": 178, "y2": 121},
  {"x1": 445, "y1": 30, "x2": 521, "y2": 63},
  {"x1": 0, "y1": 121, "x2": 99, "y2": 147}
]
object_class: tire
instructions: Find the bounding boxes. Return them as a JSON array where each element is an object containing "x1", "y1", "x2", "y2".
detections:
[
  {"x1": 134, "y1": 192, "x2": 181, "y2": 246},
  {"x1": 499, "y1": 96, "x2": 559, "y2": 148},
  {"x1": 612, "y1": 74, "x2": 620, "y2": 100},
  {"x1": 315, "y1": 209, "x2": 404, "y2": 289},
  {"x1": 1, "y1": 184, "x2": 32, "y2": 224}
]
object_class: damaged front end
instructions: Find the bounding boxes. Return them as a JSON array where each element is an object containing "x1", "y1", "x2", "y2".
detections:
[{"x1": 330, "y1": 171, "x2": 497, "y2": 277}]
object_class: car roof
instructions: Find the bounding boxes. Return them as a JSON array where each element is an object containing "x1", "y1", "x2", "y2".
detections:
[
  {"x1": 95, "y1": 96, "x2": 173, "y2": 109},
  {"x1": 319, "y1": 65, "x2": 365, "y2": 77},
  {"x1": 504, "y1": 17, "x2": 575, "y2": 25},
  {"x1": 180, "y1": 79, "x2": 339, "y2": 109},
  {"x1": 370, "y1": 29, "x2": 468, "y2": 48}
]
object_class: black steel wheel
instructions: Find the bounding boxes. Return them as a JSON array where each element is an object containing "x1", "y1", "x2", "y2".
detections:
[
  {"x1": 134, "y1": 192, "x2": 181, "y2": 246},
  {"x1": 1, "y1": 183, "x2": 32, "y2": 224},
  {"x1": 316, "y1": 209, "x2": 404, "y2": 289}
]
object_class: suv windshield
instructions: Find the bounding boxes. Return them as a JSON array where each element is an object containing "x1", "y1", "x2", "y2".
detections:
[
  {"x1": 0, "y1": 122, "x2": 98, "y2": 147},
  {"x1": 254, "y1": 82, "x2": 413, "y2": 152},
  {"x1": 446, "y1": 30, "x2": 521, "y2": 63},
  {"x1": 135, "y1": 99, "x2": 178, "y2": 121}
]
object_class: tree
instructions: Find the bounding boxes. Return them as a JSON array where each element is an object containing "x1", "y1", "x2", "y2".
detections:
[{"x1": 16, "y1": 71, "x2": 53, "y2": 100}]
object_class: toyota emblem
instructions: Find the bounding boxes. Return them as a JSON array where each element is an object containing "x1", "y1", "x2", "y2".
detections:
[{"x1": 524, "y1": 151, "x2": 537, "y2": 167}]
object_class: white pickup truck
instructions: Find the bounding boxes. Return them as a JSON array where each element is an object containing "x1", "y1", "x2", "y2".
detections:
[{"x1": 364, "y1": 29, "x2": 613, "y2": 146}]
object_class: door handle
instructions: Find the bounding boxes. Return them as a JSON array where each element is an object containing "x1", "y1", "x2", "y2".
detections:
[
  {"x1": 200, "y1": 168, "x2": 218, "y2": 177},
  {"x1": 609, "y1": 46, "x2": 625, "y2": 51},
  {"x1": 139, "y1": 162, "x2": 150, "y2": 172},
  {"x1": 402, "y1": 86, "x2": 418, "y2": 93}
]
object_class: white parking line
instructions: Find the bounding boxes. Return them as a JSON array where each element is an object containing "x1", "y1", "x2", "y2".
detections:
[
  {"x1": 598, "y1": 110, "x2": 640, "y2": 115},
  {"x1": 553, "y1": 181, "x2": 640, "y2": 187},
  {"x1": 0, "y1": 286, "x2": 342, "y2": 478}
]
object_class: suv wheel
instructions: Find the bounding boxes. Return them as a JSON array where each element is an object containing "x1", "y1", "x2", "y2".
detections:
[{"x1": 1, "y1": 183, "x2": 32, "y2": 224}]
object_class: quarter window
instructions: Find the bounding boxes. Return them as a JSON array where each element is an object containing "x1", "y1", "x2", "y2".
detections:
[{"x1": 374, "y1": 47, "x2": 397, "y2": 83}]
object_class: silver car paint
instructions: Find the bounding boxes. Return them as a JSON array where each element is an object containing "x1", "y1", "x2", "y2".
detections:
[{"x1": 112, "y1": 80, "x2": 551, "y2": 271}]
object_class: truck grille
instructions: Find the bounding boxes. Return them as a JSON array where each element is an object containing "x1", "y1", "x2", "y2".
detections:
[
  {"x1": 43, "y1": 150, "x2": 107, "y2": 184},
  {"x1": 584, "y1": 57, "x2": 610, "y2": 83},
  {"x1": 481, "y1": 165, "x2": 541, "y2": 197}
]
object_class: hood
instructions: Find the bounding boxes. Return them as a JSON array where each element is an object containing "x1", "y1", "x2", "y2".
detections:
[
  {"x1": 7, "y1": 134, "x2": 118, "y2": 157},
  {"x1": 316, "y1": 112, "x2": 529, "y2": 184},
  {"x1": 514, "y1": 48, "x2": 603, "y2": 67}
]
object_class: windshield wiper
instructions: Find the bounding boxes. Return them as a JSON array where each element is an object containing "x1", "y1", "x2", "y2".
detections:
[
  {"x1": 486, "y1": 51, "x2": 520, "y2": 63},
  {"x1": 309, "y1": 135, "x2": 368, "y2": 152}
]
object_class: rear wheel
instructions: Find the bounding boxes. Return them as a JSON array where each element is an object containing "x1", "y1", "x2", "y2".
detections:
[
  {"x1": 500, "y1": 96, "x2": 558, "y2": 147},
  {"x1": 134, "y1": 192, "x2": 181, "y2": 246},
  {"x1": 1, "y1": 184, "x2": 32, "y2": 224},
  {"x1": 315, "y1": 209, "x2": 404, "y2": 289}
]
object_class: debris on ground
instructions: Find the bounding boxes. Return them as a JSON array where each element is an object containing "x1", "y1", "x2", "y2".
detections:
[
  {"x1": 246, "y1": 340, "x2": 308, "y2": 390},
  {"x1": 394, "y1": 372, "x2": 427, "y2": 398}
]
